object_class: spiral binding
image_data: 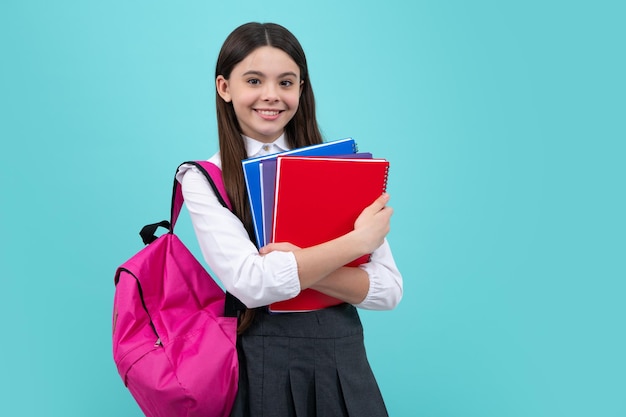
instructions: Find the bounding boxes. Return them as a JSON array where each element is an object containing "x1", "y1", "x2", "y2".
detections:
[{"x1": 382, "y1": 162, "x2": 390, "y2": 193}]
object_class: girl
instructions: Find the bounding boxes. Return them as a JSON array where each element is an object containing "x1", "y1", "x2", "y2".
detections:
[{"x1": 177, "y1": 22, "x2": 403, "y2": 417}]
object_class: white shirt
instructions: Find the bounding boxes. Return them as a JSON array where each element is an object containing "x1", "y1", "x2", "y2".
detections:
[{"x1": 177, "y1": 135, "x2": 403, "y2": 310}]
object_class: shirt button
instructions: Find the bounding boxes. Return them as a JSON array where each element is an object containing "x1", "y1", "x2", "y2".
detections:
[{"x1": 262, "y1": 145, "x2": 270, "y2": 151}]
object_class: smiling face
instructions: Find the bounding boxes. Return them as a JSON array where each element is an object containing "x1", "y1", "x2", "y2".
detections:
[{"x1": 216, "y1": 46, "x2": 303, "y2": 143}]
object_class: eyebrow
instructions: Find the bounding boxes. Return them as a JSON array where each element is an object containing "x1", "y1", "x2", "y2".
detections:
[{"x1": 242, "y1": 70, "x2": 299, "y2": 78}]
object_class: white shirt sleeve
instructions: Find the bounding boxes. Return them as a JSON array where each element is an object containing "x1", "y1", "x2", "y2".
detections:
[
  {"x1": 355, "y1": 239, "x2": 404, "y2": 310},
  {"x1": 179, "y1": 164, "x2": 301, "y2": 308}
]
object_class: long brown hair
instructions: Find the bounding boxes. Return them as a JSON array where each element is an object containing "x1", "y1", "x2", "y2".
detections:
[{"x1": 215, "y1": 22, "x2": 323, "y2": 331}]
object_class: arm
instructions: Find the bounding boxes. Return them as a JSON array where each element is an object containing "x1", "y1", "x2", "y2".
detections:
[
  {"x1": 310, "y1": 267, "x2": 370, "y2": 304},
  {"x1": 261, "y1": 194, "x2": 402, "y2": 308},
  {"x1": 262, "y1": 239, "x2": 403, "y2": 309},
  {"x1": 260, "y1": 193, "x2": 391, "y2": 283},
  {"x1": 311, "y1": 239, "x2": 403, "y2": 309}
]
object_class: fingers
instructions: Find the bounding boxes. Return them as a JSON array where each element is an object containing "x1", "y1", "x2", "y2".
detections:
[
  {"x1": 359, "y1": 193, "x2": 390, "y2": 218},
  {"x1": 372, "y1": 193, "x2": 390, "y2": 211},
  {"x1": 377, "y1": 205, "x2": 394, "y2": 224},
  {"x1": 356, "y1": 193, "x2": 391, "y2": 224},
  {"x1": 259, "y1": 242, "x2": 301, "y2": 255}
]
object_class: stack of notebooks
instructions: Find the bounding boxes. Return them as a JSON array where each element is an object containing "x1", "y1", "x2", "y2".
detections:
[{"x1": 242, "y1": 137, "x2": 390, "y2": 312}]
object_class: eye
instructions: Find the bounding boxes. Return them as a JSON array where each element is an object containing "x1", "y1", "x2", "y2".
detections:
[
  {"x1": 280, "y1": 80, "x2": 294, "y2": 87},
  {"x1": 247, "y1": 78, "x2": 261, "y2": 85}
]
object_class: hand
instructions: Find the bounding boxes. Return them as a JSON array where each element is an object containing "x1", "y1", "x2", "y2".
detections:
[
  {"x1": 259, "y1": 242, "x2": 301, "y2": 255},
  {"x1": 353, "y1": 193, "x2": 393, "y2": 253}
]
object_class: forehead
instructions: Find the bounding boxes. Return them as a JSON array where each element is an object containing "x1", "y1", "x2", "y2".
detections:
[{"x1": 234, "y1": 46, "x2": 300, "y2": 77}]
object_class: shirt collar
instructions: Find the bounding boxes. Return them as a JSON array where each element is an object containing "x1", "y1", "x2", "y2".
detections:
[{"x1": 244, "y1": 134, "x2": 289, "y2": 158}]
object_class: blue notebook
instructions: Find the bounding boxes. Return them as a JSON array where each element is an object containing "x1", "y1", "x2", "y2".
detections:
[{"x1": 242, "y1": 137, "x2": 357, "y2": 247}]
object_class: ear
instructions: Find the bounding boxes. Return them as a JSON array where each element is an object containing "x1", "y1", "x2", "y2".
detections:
[
  {"x1": 216, "y1": 75, "x2": 232, "y2": 102},
  {"x1": 299, "y1": 79, "x2": 304, "y2": 96}
]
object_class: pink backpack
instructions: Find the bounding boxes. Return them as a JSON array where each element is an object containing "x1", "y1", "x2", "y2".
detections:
[{"x1": 112, "y1": 161, "x2": 238, "y2": 417}]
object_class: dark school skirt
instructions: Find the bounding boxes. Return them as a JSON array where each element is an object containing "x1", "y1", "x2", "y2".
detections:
[{"x1": 229, "y1": 303, "x2": 389, "y2": 417}]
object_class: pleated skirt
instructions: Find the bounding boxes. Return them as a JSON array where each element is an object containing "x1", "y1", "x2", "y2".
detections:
[{"x1": 229, "y1": 303, "x2": 389, "y2": 417}]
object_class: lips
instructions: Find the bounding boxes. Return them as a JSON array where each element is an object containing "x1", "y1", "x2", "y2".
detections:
[
  {"x1": 255, "y1": 109, "x2": 283, "y2": 120},
  {"x1": 256, "y1": 109, "x2": 281, "y2": 115}
]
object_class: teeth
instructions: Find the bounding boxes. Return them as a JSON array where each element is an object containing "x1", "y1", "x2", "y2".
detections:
[{"x1": 258, "y1": 110, "x2": 280, "y2": 116}]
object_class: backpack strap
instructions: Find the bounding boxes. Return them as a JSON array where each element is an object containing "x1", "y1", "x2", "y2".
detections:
[
  {"x1": 140, "y1": 161, "x2": 233, "y2": 243},
  {"x1": 170, "y1": 161, "x2": 232, "y2": 230}
]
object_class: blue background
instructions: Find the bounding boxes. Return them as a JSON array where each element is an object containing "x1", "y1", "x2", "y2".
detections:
[{"x1": 1, "y1": 1, "x2": 624, "y2": 416}]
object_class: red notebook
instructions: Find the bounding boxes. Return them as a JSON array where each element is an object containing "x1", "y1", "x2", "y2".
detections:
[{"x1": 269, "y1": 156, "x2": 390, "y2": 312}]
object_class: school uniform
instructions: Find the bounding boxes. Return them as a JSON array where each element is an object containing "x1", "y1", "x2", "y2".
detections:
[{"x1": 178, "y1": 135, "x2": 403, "y2": 417}]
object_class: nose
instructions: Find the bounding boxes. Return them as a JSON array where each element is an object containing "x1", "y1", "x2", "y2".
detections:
[{"x1": 261, "y1": 83, "x2": 279, "y2": 102}]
